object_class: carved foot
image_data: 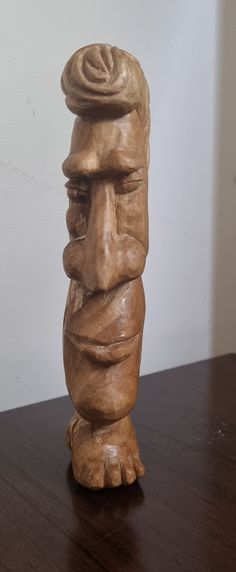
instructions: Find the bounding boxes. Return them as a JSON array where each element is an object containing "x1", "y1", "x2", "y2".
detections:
[{"x1": 66, "y1": 412, "x2": 145, "y2": 490}]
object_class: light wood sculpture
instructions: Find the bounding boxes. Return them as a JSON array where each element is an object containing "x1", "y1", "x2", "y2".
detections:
[{"x1": 61, "y1": 44, "x2": 150, "y2": 490}]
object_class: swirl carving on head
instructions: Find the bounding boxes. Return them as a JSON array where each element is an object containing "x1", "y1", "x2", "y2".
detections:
[{"x1": 61, "y1": 44, "x2": 150, "y2": 143}]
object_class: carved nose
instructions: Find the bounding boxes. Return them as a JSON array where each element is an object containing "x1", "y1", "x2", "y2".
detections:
[{"x1": 82, "y1": 181, "x2": 118, "y2": 292}]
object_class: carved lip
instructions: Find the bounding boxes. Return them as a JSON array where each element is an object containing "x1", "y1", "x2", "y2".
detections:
[{"x1": 65, "y1": 331, "x2": 138, "y2": 364}]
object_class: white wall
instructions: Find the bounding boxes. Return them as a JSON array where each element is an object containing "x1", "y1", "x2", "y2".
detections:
[{"x1": 1, "y1": 0, "x2": 235, "y2": 411}]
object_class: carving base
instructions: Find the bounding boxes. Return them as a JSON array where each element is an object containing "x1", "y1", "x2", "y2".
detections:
[{"x1": 66, "y1": 413, "x2": 145, "y2": 490}]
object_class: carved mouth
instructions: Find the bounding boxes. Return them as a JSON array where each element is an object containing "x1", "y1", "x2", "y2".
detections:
[{"x1": 65, "y1": 331, "x2": 138, "y2": 365}]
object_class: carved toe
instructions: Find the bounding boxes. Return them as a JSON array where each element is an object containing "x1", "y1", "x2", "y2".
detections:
[{"x1": 105, "y1": 459, "x2": 122, "y2": 488}]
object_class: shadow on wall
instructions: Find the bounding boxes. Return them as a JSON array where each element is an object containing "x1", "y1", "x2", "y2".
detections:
[{"x1": 212, "y1": 0, "x2": 236, "y2": 354}]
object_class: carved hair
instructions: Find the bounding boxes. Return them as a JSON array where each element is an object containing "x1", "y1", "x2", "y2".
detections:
[{"x1": 61, "y1": 44, "x2": 150, "y2": 144}]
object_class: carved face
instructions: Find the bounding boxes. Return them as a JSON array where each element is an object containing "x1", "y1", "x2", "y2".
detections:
[
  {"x1": 63, "y1": 110, "x2": 148, "y2": 294},
  {"x1": 63, "y1": 110, "x2": 148, "y2": 421}
]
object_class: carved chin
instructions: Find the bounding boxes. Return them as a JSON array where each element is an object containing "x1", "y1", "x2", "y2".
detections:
[{"x1": 63, "y1": 330, "x2": 142, "y2": 423}]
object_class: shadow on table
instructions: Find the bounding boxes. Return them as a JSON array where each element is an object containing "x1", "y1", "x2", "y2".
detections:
[{"x1": 65, "y1": 463, "x2": 145, "y2": 571}]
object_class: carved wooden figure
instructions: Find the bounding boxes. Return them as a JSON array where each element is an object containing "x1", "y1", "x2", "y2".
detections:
[{"x1": 61, "y1": 44, "x2": 150, "y2": 489}]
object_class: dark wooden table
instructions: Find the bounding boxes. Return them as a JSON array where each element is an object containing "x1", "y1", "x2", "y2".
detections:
[{"x1": 1, "y1": 354, "x2": 236, "y2": 571}]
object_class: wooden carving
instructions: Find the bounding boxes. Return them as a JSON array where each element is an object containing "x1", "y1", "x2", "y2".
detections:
[{"x1": 61, "y1": 44, "x2": 150, "y2": 489}]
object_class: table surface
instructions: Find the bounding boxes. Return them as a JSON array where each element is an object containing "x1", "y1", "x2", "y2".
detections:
[{"x1": 1, "y1": 354, "x2": 236, "y2": 572}]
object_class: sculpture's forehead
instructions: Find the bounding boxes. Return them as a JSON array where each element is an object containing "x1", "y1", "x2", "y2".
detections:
[{"x1": 70, "y1": 111, "x2": 145, "y2": 167}]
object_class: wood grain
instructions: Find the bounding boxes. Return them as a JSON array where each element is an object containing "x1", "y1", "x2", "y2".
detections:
[{"x1": 1, "y1": 354, "x2": 236, "y2": 571}]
